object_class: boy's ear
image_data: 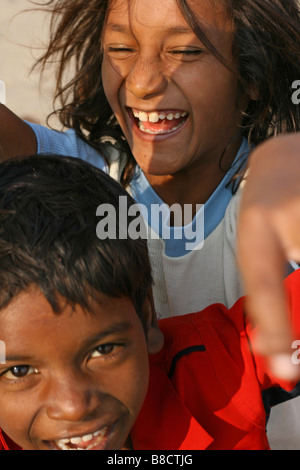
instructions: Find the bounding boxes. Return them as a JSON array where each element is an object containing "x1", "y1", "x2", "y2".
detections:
[{"x1": 142, "y1": 290, "x2": 164, "y2": 355}]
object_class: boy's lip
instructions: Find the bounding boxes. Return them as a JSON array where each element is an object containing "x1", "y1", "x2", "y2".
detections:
[{"x1": 44, "y1": 421, "x2": 117, "y2": 450}]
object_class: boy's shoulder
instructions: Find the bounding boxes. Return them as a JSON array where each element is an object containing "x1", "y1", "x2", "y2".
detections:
[
  {"x1": 132, "y1": 298, "x2": 269, "y2": 450},
  {"x1": 0, "y1": 430, "x2": 21, "y2": 451},
  {"x1": 157, "y1": 298, "x2": 246, "y2": 358},
  {"x1": 151, "y1": 298, "x2": 248, "y2": 384}
]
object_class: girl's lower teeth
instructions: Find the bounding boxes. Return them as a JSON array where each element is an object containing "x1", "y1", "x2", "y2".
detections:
[{"x1": 138, "y1": 122, "x2": 182, "y2": 135}]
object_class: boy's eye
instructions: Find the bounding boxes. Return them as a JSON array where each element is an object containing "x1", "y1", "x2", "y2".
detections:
[
  {"x1": 90, "y1": 344, "x2": 122, "y2": 359},
  {"x1": 1, "y1": 365, "x2": 37, "y2": 381}
]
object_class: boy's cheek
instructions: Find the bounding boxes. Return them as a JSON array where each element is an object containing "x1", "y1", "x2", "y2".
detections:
[
  {"x1": 0, "y1": 406, "x2": 32, "y2": 449},
  {"x1": 120, "y1": 353, "x2": 150, "y2": 424},
  {"x1": 0, "y1": 340, "x2": 150, "y2": 449},
  {"x1": 126, "y1": 356, "x2": 150, "y2": 411}
]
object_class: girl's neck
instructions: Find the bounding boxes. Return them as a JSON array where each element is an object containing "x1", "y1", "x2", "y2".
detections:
[{"x1": 144, "y1": 136, "x2": 242, "y2": 211}]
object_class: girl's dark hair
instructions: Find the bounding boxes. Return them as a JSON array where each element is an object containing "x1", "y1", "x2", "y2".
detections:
[
  {"x1": 34, "y1": 0, "x2": 300, "y2": 186},
  {"x1": 0, "y1": 155, "x2": 152, "y2": 316}
]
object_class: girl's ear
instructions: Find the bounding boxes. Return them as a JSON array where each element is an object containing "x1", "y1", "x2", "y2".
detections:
[
  {"x1": 142, "y1": 290, "x2": 164, "y2": 355},
  {"x1": 248, "y1": 82, "x2": 259, "y2": 101},
  {"x1": 241, "y1": 78, "x2": 259, "y2": 102}
]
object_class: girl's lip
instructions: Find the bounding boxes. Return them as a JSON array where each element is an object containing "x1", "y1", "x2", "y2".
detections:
[{"x1": 126, "y1": 107, "x2": 189, "y2": 142}]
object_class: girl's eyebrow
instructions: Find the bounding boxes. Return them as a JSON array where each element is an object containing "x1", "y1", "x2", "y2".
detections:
[
  {"x1": 164, "y1": 26, "x2": 193, "y2": 36},
  {"x1": 106, "y1": 23, "x2": 192, "y2": 36},
  {"x1": 106, "y1": 23, "x2": 130, "y2": 33}
]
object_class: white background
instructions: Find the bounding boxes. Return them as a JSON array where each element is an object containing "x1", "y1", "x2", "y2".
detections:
[{"x1": 0, "y1": 0, "x2": 55, "y2": 124}]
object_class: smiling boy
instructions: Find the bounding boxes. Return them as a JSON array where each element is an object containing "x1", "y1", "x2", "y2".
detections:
[
  {"x1": 1, "y1": 155, "x2": 300, "y2": 451},
  {"x1": 0, "y1": 290, "x2": 151, "y2": 450},
  {"x1": 0, "y1": 155, "x2": 164, "y2": 450}
]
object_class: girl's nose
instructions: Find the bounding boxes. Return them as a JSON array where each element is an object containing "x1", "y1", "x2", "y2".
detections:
[{"x1": 126, "y1": 55, "x2": 168, "y2": 100}]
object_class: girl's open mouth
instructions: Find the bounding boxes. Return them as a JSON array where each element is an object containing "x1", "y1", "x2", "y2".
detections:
[{"x1": 129, "y1": 108, "x2": 189, "y2": 136}]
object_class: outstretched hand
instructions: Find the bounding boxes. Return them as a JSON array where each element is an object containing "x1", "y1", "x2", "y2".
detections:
[{"x1": 237, "y1": 134, "x2": 300, "y2": 380}]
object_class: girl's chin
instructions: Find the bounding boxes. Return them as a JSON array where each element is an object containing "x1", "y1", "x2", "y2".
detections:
[{"x1": 134, "y1": 157, "x2": 179, "y2": 176}]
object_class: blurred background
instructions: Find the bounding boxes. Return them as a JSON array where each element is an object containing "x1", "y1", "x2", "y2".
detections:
[{"x1": 0, "y1": 0, "x2": 55, "y2": 125}]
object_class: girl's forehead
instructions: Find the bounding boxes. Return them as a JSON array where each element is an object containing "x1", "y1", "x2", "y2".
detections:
[
  {"x1": 106, "y1": 0, "x2": 184, "y2": 29},
  {"x1": 105, "y1": 0, "x2": 233, "y2": 33}
]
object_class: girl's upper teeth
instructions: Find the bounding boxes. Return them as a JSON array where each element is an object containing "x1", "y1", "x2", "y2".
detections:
[{"x1": 133, "y1": 110, "x2": 187, "y2": 122}]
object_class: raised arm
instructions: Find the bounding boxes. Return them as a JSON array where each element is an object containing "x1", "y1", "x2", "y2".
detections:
[
  {"x1": 237, "y1": 133, "x2": 300, "y2": 378},
  {"x1": 0, "y1": 104, "x2": 37, "y2": 160}
]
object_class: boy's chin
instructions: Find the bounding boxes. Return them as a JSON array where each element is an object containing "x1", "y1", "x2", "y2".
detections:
[{"x1": 121, "y1": 434, "x2": 133, "y2": 450}]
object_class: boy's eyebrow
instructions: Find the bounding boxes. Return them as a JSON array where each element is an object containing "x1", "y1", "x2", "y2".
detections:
[
  {"x1": 1, "y1": 322, "x2": 134, "y2": 365},
  {"x1": 82, "y1": 321, "x2": 134, "y2": 348},
  {"x1": 1, "y1": 354, "x2": 34, "y2": 363}
]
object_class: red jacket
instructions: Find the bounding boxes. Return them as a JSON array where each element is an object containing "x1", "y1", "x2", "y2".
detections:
[
  {"x1": 131, "y1": 270, "x2": 300, "y2": 450},
  {"x1": 2, "y1": 270, "x2": 300, "y2": 450}
]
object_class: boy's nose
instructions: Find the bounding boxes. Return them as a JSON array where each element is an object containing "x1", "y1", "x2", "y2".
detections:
[
  {"x1": 126, "y1": 56, "x2": 168, "y2": 100},
  {"x1": 45, "y1": 373, "x2": 100, "y2": 422}
]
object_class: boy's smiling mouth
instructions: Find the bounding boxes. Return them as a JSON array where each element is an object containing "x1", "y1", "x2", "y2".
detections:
[
  {"x1": 129, "y1": 108, "x2": 189, "y2": 136},
  {"x1": 47, "y1": 425, "x2": 113, "y2": 450}
]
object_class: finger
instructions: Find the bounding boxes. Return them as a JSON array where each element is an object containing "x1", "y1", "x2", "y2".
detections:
[
  {"x1": 268, "y1": 353, "x2": 300, "y2": 382},
  {"x1": 270, "y1": 202, "x2": 300, "y2": 263},
  {"x1": 237, "y1": 207, "x2": 293, "y2": 356}
]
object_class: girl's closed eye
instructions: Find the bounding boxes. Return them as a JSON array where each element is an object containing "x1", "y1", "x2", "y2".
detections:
[
  {"x1": 105, "y1": 46, "x2": 204, "y2": 60},
  {"x1": 169, "y1": 49, "x2": 204, "y2": 55},
  {"x1": 106, "y1": 46, "x2": 136, "y2": 58},
  {"x1": 167, "y1": 48, "x2": 205, "y2": 61}
]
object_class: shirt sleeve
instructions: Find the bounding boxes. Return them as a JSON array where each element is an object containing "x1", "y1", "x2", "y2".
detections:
[{"x1": 26, "y1": 122, "x2": 108, "y2": 172}]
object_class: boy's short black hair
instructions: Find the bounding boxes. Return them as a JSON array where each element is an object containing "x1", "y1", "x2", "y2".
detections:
[{"x1": 0, "y1": 155, "x2": 152, "y2": 316}]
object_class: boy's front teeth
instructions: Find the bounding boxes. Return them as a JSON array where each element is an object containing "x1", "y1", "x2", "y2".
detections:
[{"x1": 55, "y1": 428, "x2": 107, "y2": 450}]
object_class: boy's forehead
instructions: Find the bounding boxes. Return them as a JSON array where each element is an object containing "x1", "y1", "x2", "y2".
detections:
[{"x1": 0, "y1": 288, "x2": 141, "y2": 351}]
